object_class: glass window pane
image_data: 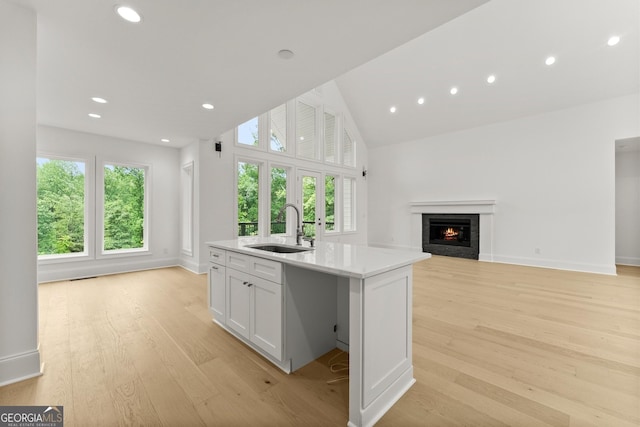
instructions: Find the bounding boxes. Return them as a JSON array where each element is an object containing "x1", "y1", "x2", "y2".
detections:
[
  {"x1": 270, "y1": 104, "x2": 287, "y2": 152},
  {"x1": 343, "y1": 177, "x2": 356, "y2": 232},
  {"x1": 296, "y1": 101, "x2": 317, "y2": 160},
  {"x1": 238, "y1": 117, "x2": 259, "y2": 146},
  {"x1": 104, "y1": 164, "x2": 146, "y2": 251},
  {"x1": 343, "y1": 128, "x2": 356, "y2": 167},
  {"x1": 270, "y1": 167, "x2": 287, "y2": 234},
  {"x1": 325, "y1": 175, "x2": 336, "y2": 232},
  {"x1": 238, "y1": 161, "x2": 259, "y2": 236},
  {"x1": 324, "y1": 112, "x2": 337, "y2": 163},
  {"x1": 302, "y1": 176, "x2": 317, "y2": 237},
  {"x1": 37, "y1": 157, "x2": 86, "y2": 255}
]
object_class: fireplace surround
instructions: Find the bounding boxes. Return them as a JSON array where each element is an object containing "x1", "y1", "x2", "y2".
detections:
[{"x1": 410, "y1": 200, "x2": 496, "y2": 261}]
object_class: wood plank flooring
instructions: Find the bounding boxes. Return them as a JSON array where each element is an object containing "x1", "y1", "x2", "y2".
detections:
[{"x1": 1, "y1": 257, "x2": 638, "y2": 426}]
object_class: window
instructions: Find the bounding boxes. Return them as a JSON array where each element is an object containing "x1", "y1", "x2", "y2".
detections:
[
  {"x1": 237, "y1": 116, "x2": 259, "y2": 146},
  {"x1": 324, "y1": 111, "x2": 338, "y2": 163},
  {"x1": 237, "y1": 161, "x2": 260, "y2": 236},
  {"x1": 37, "y1": 157, "x2": 86, "y2": 257},
  {"x1": 343, "y1": 128, "x2": 356, "y2": 168},
  {"x1": 103, "y1": 163, "x2": 147, "y2": 252},
  {"x1": 325, "y1": 175, "x2": 337, "y2": 232},
  {"x1": 343, "y1": 177, "x2": 356, "y2": 232},
  {"x1": 296, "y1": 101, "x2": 317, "y2": 160},
  {"x1": 270, "y1": 104, "x2": 287, "y2": 153},
  {"x1": 270, "y1": 167, "x2": 288, "y2": 234}
]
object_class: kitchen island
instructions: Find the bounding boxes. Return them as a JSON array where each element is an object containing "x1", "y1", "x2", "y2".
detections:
[{"x1": 206, "y1": 237, "x2": 430, "y2": 427}]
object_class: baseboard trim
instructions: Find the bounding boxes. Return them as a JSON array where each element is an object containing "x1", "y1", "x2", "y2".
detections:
[
  {"x1": 491, "y1": 254, "x2": 617, "y2": 275},
  {"x1": 0, "y1": 349, "x2": 42, "y2": 387},
  {"x1": 615, "y1": 256, "x2": 640, "y2": 267},
  {"x1": 178, "y1": 257, "x2": 200, "y2": 274},
  {"x1": 37, "y1": 257, "x2": 180, "y2": 283}
]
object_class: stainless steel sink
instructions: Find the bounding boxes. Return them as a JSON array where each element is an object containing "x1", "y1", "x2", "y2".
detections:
[{"x1": 246, "y1": 244, "x2": 313, "y2": 254}]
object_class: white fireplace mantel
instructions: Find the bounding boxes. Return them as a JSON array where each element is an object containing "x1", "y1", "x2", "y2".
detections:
[{"x1": 410, "y1": 200, "x2": 496, "y2": 262}]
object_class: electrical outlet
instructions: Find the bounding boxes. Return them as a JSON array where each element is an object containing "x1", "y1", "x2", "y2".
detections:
[
  {"x1": 534, "y1": 248, "x2": 541, "y2": 254},
  {"x1": 163, "y1": 248, "x2": 168, "y2": 255}
]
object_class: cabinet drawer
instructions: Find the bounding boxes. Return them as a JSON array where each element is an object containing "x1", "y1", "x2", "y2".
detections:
[
  {"x1": 208, "y1": 247, "x2": 226, "y2": 265},
  {"x1": 226, "y1": 251, "x2": 282, "y2": 283}
]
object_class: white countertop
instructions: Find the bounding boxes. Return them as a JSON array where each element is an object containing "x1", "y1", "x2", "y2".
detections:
[{"x1": 206, "y1": 237, "x2": 431, "y2": 279}]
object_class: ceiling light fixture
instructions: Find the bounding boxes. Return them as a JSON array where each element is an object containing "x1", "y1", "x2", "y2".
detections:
[
  {"x1": 92, "y1": 97, "x2": 107, "y2": 104},
  {"x1": 450, "y1": 87, "x2": 458, "y2": 95},
  {"x1": 278, "y1": 49, "x2": 294, "y2": 60},
  {"x1": 202, "y1": 103, "x2": 214, "y2": 110},
  {"x1": 116, "y1": 6, "x2": 142, "y2": 23},
  {"x1": 88, "y1": 113, "x2": 101, "y2": 119},
  {"x1": 161, "y1": 138, "x2": 170, "y2": 143},
  {"x1": 390, "y1": 106, "x2": 397, "y2": 113},
  {"x1": 545, "y1": 56, "x2": 556, "y2": 66},
  {"x1": 417, "y1": 97, "x2": 425, "y2": 105},
  {"x1": 487, "y1": 75, "x2": 496, "y2": 84},
  {"x1": 607, "y1": 35, "x2": 620, "y2": 46}
]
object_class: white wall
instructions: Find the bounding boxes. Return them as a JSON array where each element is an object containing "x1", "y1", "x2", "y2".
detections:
[
  {"x1": 0, "y1": 0, "x2": 41, "y2": 386},
  {"x1": 181, "y1": 81, "x2": 368, "y2": 273},
  {"x1": 368, "y1": 94, "x2": 639, "y2": 274},
  {"x1": 37, "y1": 126, "x2": 181, "y2": 282},
  {"x1": 616, "y1": 145, "x2": 640, "y2": 266}
]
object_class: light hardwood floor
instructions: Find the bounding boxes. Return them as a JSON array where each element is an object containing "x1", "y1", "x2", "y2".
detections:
[{"x1": 1, "y1": 256, "x2": 638, "y2": 426}]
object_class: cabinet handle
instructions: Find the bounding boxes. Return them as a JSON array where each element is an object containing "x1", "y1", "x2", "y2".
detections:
[
  {"x1": 247, "y1": 283, "x2": 253, "y2": 287},
  {"x1": 212, "y1": 253, "x2": 219, "y2": 258},
  {"x1": 243, "y1": 281, "x2": 249, "y2": 286},
  {"x1": 211, "y1": 266, "x2": 218, "y2": 271}
]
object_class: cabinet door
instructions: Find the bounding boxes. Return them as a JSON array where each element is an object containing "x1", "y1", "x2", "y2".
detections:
[
  {"x1": 209, "y1": 264, "x2": 226, "y2": 322},
  {"x1": 251, "y1": 276, "x2": 283, "y2": 360},
  {"x1": 226, "y1": 270, "x2": 251, "y2": 339}
]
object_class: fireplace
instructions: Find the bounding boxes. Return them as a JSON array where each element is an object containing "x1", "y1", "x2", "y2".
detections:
[{"x1": 422, "y1": 214, "x2": 479, "y2": 259}]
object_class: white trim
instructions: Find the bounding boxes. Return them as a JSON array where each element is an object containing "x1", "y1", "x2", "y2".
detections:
[
  {"x1": 492, "y1": 254, "x2": 617, "y2": 276},
  {"x1": 615, "y1": 256, "x2": 640, "y2": 267},
  {"x1": 0, "y1": 349, "x2": 42, "y2": 387},
  {"x1": 410, "y1": 200, "x2": 496, "y2": 214},
  {"x1": 37, "y1": 256, "x2": 180, "y2": 283}
]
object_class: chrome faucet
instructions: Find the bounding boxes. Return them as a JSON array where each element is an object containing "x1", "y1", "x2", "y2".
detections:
[{"x1": 277, "y1": 203, "x2": 303, "y2": 245}]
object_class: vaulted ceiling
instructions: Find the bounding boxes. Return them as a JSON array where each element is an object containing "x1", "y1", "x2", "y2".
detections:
[{"x1": 12, "y1": 0, "x2": 640, "y2": 149}]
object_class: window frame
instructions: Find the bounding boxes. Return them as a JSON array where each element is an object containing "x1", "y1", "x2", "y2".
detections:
[
  {"x1": 295, "y1": 98, "x2": 322, "y2": 162},
  {"x1": 235, "y1": 115, "x2": 263, "y2": 150},
  {"x1": 97, "y1": 159, "x2": 150, "y2": 257},
  {"x1": 36, "y1": 153, "x2": 93, "y2": 263},
  {"x1": 267, "y1": 103, "x2": 292, "y2": 156},
  {"x1": 342, "y1": 175, "x2": 357, "y2": 233}
]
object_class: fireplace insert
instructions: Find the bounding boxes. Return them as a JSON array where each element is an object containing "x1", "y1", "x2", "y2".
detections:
[{"x1": 422, "y1": 214, "x2": 479, "y2": 259}]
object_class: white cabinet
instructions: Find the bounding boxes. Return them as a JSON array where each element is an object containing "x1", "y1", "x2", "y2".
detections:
[
  {"x1": 250, "y1": 275, "x2": 282, "y2": 360},
  {"x1": 208, "y1": 247, "x2": 226, "y2": 323},
  {"x1": 226, "y1": 269, "x2": 251, "y2": 338},
  {"x1": 209, "y1": 264, "x2": 226, "y2": 321},
  {"x1": 208, "y1": 246, "x2": 284, "y2": 363},
  {"x1": 226, "y1": 267, "x2": 283, "y2": 360}
]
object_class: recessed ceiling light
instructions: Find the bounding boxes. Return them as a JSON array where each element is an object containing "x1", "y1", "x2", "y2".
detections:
[
  {"x1": 116, "y1": 6, "x2": 142, "y2": 23},
  {"x1": 417, "y1": 97, "x2": 425, "y2": 105},
  {"x1": 278, "y1": 49, "x2": 294, "y2": 60},
  {"x1": 545, "y1": 56, "x2": 556, "y2": 66},
  {"x1": 390, "y1": 106, "x2": 397, "y2": 113},
  {"x1": 202, "y1": 103, "x2": 214, "y2": 110},
  {"x1": 607, "y1": 35, "x2": 620, "y2": 47},
  {"x1": 299, "y1": 136, "x2": 305, "y2": 141},
  {"x1": 487, "y1": 75, "x2": 496, "y2": 84},
  {"x1": 92, "y1": 97, "x2": 107, "y2": 104},
  {"x1": 450, "y1": 87, "x2": 458, "y2": 95},
  {"x1": 88, "y1": 113, "x2": 101, "y2": 119},
  {"x1": 161, "y1": 138, "x2": 170, "y2": 143}
]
